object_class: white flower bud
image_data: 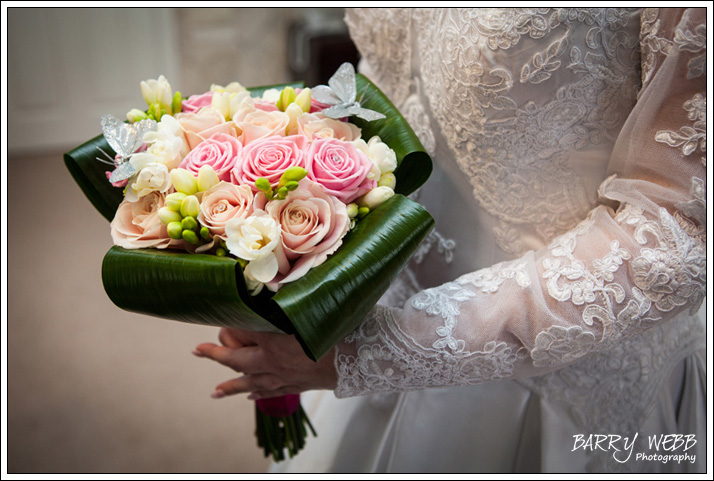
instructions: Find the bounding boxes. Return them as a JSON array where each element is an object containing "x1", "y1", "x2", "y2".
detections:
[
  {"x1": 359, "y1": 186, "x2": 395, "y2": 210},
  {"x1": 170, "y1": 168, "x2": 198, "y2": 195},
  {"x1": 197, "y1": 165, "x2": 220, "y2": 192}
]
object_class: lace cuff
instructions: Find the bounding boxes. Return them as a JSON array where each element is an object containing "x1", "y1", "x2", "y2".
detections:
[{"x1": 334, "y1": 305, "x2": 527, "y2": 398}]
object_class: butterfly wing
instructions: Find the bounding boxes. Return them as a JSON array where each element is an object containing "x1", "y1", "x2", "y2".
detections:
[
  {"x1": 311, "y1": 85, "x2": 342, "y2": 106},
  {"x1": 321, "y1": 104, "x2": 354, "y2": 119},
  {"x1": 100, "y1": 115, "x2": 156, "y2": 159},
  {"x1": 328, "y1": 62, "x2": 357, "y2": 104},
  {"x1": 352, "y1": 107, "x2": 387, "y2": 122},
  {"x1": 108, "y1": 159, "x2": 137, "y2": 184}
]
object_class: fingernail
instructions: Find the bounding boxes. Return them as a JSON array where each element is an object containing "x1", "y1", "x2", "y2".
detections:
[
  {"x1": 192, "y1": 350, "x2": 204, "y2": 357},
  {"x1": 211, "y1": 389, "x2": 226, "y2": 399}
]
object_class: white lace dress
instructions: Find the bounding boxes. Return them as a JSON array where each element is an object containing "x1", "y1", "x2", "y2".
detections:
[{"x1": 272, "y1": 8, "x2": 707, "y2": 473}]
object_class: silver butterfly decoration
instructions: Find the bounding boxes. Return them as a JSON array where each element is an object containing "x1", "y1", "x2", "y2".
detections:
[
  {"x1": 97, "y1": 114, "x2": 157, "y2": 183},
  {"x1": 311, "y1": 62, "x2": 386, "y2": 121}
]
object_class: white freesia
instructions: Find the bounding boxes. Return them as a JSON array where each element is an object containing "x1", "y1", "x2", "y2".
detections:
[
  {"x1": 378, "y1": 172, "x2": 397, "y2": 189},
  {"x1": 124, "y1": 163, "x2": 172, "y2": 202},
  {"x1": 140, "y1": 75, "x2": 173, "y2": 111},
  {"x1": 225, "y1": 212, "x2": 281, "y2": 284},
  {"x1": 354, "y1": 136, "x2": 398, "y2": 180},
  {"x1": 359, "y1": 186, "x2": 395, "y2": 210},
  {"x1": 285, "y1": 103, "x2": 304, "y2": 135},
  {"x1": 211, "y1": 90, "x2": 255, "y2": 121},
  {"x1": 131, "y1": 115, "x2": 189, "y2": 170},
  {"x1": 210, "y1": 81, "x2": 248, "y2": 94},
  {"x1": 261, "y1": 88, "x2": 281, "y2": 103}
]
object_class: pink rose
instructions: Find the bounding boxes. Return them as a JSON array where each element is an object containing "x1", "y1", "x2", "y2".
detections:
[
  {"x1": 306, "y1": 137, "x2": 376, "y2": 203},
  {"x1": 254, "y1": 98, "x2": 280, "y2": 112},
  {"x1": 111, "y1": 191, "x2": 180, "y2": 249},
  {"x1": 176, "y1": 108, "x2": 239, "y2": 150},
  {"x1": 197, "y1": 182, "x2": 254, "y2": 239},
  {"x1": 236, "y1": 110, "x2": 290, "y2": 145},
  {"x1": 182, "y1": 92, "x2": 214, "y2": 113},
  {"x1": 309, "y1": 96, "x2": 329, "y2": 113},
  {"x1": 231, "y1": 135, "x2": 308, "y2": 191},
  {"x1": 257, "y1": 179, "x2": 349, "y2": 290},
  {"x1": 179, "y1": 132, "x2": 242, "y2": 182}
]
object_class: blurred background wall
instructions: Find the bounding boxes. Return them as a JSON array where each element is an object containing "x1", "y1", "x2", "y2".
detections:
[{"x1": 5, "y1": 7, "x2": 359, "y2": 473}]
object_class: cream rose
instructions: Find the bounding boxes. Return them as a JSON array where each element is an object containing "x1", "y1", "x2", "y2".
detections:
[
  {"x1": 176, "y1": 107, "x2": 240, "y2": 150},
  {"x1": 111, "y1": 191, "x2": 180, "y2": 249},
  {"x1": 198, "y1": 182, "x2": 254, "y2": 239},
  {"x1": 236, "y1": 110, "x2": 291, "y2": 145},
  {"x1": 257, "y1": 179, "x2": 350, "y2": 290},
  {"x1": 295, "y1": 112, "x2": 362, "y2": 141}
]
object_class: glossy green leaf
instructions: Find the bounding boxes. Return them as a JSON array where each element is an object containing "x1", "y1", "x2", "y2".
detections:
[
  {"x1": 64, "y1": 134, "x2": 123, "y2": 222},
  {"x1": 102, "y1": 247, "x2": 288, "y2": 333},
  {"x1": 352, "y1": 73, "x2": 432, "y2": 196}
]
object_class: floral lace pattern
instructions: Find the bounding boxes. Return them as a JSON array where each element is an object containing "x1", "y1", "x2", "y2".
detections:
[
  {"x1": 335, "y1": 305, "x2": 527, "y2": 398},
  {"x1": 530, "y1": 194, "x2": 706, "y2": 367},
  {"x1": 656, "y1": 93, "x2": 706, "y2": 166},
  {"x1": 344, "y1": 9, "x2": 412, "y2": 108},
  {"x1": 414, "y1": 8, "x2": 642, "y2": 255}
]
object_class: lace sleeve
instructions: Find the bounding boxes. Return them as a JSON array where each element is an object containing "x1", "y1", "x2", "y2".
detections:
[{"x1": 335, "y1": 8, "x2": 706, "y2": 398}]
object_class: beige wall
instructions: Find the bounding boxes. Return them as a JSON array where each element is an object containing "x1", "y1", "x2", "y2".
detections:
[
  {"x1": 6, "y1": 7, "x2": 347, "y2": 474},
  {"x1": 6, "y1": 7, "x2": 347, "y2": 155}
]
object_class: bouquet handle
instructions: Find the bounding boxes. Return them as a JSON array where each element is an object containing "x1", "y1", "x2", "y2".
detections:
[{"x1": 254, "y1": 394, "x2": 316, "y2": 461}]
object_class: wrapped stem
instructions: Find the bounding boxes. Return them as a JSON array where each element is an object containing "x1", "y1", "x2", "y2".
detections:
[{"x1": 254, "y1": 395, "x2": 316, "y2": 461}]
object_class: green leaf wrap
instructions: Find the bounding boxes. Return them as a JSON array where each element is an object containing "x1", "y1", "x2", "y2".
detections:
[{"x1": 66, "y1": 75, "x2": 434, "y2": 361}]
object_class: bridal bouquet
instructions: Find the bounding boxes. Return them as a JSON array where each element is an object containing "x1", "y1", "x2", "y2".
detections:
[{"x1": 65, "y1": 63, "x2": 433, "y2": 460}]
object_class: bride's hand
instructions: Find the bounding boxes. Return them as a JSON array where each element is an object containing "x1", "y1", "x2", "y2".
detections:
[{"x1": 193, "y1": 328, "x2": 337, "y2": 400}]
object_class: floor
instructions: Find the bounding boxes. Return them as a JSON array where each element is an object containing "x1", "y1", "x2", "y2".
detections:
[{"x1": 6, "y1": 152, "x2": 271, "y2": 473}]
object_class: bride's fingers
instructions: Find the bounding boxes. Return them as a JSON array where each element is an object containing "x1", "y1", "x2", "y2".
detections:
[
  {"x1": 218, "y1": 328, "x2": 245, "y2": 349},
  {"x1": 222, "y1": 327, "x2": 260, "y2": 347},
  {"x1": 193, "y1": 343, "x2": 264, "y2": 373},
  {"x1": 213, "y1": 374, "x2": 285, "y2": 397}
]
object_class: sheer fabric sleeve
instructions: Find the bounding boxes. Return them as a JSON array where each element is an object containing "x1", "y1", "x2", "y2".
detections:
[{"x1": 334, "y1": 8, "x2": 706, "y2": 398}]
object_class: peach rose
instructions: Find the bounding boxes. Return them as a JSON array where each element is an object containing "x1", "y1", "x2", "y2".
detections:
[
  {"x1": 236, "y1": 110, "x2": 290, "y2": 145},
  {"x1": 197, "y1": 182, "x2": 254, "y2": 239},
  {"x1": 257, "y1": 179, "x2": 350, "y2": 290},
  {"x1": 111, "y1": 191, "x2": 180, "y2": 249},
  {"x1": 176, "y1": 107, "x2": 239, "y2": 150},
  {"x1": 306, "y1": 137, "x2": 376, "y2": 204},
  {"x1": 294, "y1": 112, "x2": 361, "y2": 141}
]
